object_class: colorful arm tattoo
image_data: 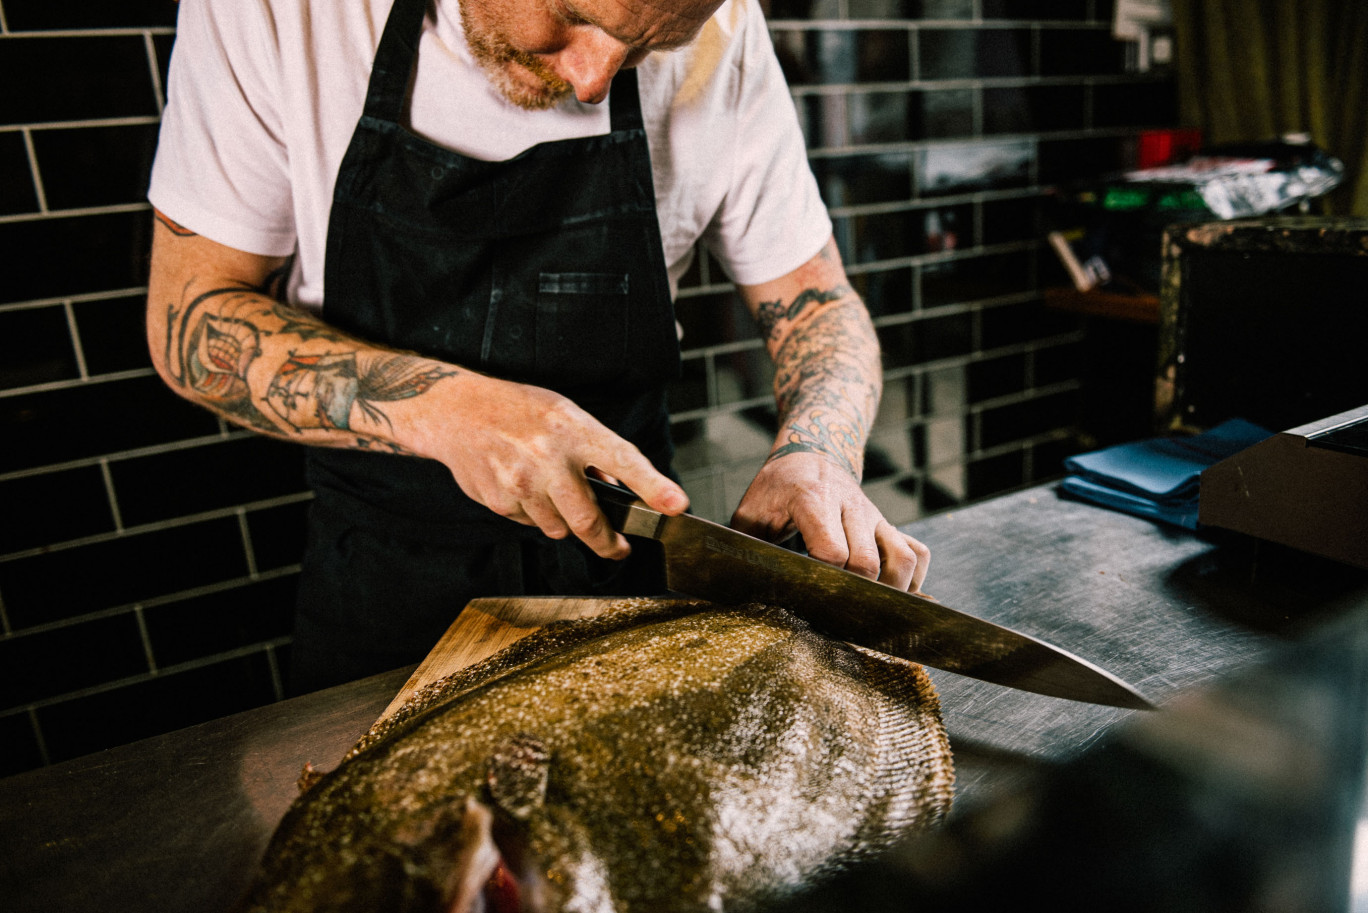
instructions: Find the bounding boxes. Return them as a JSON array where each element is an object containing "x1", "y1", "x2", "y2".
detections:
[
  {"x1": 157, "y1": 248, "x2": 456, "y2": 452},
  {"x1": 756, "y1": 283, "x2": 881, "y2": 480}
]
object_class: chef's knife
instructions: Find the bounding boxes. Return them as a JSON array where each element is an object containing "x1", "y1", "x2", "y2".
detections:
[{"x1": 591, "y1": 478, "x2": 1152, "y2": 710}]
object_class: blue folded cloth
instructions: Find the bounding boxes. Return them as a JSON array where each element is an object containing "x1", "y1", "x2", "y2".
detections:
[
  {"x1": 1060, "y1": 418, "x2": 1273, "y2": 529},
  {"x1": 1059, "y1": 475, "x2": 1205, "y2": 528}
]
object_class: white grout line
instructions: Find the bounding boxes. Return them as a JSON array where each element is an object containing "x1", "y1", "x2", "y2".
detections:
[
  {"x1": 98, "y1": 457, "x2": 125, "y2": 532},
  {"x1": 134, "y1": 604, "x2": 157, "y2": 673},
  {"x1": 0, "y1": 201, "x2": 150, "y2": 225},
  {"x1": 0, "y1": 366, "x2": 159, "y2": 399},
  {"x1": 0, "y1": 286, "x2": 149, "y2": 310},
  {"x1": 28, "y1": 709, "x2": 52, "y2": 768},
  {"x1": 144, "y1": 30, "x2": 166, "y2": 114},
  {"x1": 0, "y1": 27, "x2": 175, "y2": 39},
  {"x1": 265, "y1": 647, "x2": 285, "y2": 702},
  {"x1": 20, "y1": 127, "x2": 47, "y2": 213},
  {"x1": 909, "y1": 15, "x2": 921, "y2": 80},
  {"x1": 238, "y1": 508, "x2": 260, "y2": 578},
  {"x1": 0, "y1": 116, "x2": 161, "y2": 133},
  {"x1": 62, "y1": 298, "x2": 89, "y2": 380}
]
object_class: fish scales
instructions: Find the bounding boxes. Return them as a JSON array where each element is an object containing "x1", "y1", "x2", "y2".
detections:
[{"x1": 239, "y1": 600, "x2": 955, "y2": 913}]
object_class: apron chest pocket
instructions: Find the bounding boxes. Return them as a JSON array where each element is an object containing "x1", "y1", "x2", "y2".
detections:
[{"x1": 536, "y1": 272, "x2": 630, "y2": 386}]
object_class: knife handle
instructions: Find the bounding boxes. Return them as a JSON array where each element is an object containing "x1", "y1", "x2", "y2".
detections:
[{"x1": 587, "y1": 477, "x2": 665, "y2": 539}]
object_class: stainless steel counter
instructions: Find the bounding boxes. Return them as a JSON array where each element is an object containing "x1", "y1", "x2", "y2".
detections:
[
  {"x1": 905, "y1": 486, "x2": 1366, "y2": 811},
  {"x1": 0, "y1": 667, "x2": 413, "y2": 912},
  {"x1": 3, "y1": 484, "x2": 1365, "y2": 912}
]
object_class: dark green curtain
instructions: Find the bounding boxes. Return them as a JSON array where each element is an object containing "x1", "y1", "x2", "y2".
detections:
[{"x1": 1171, "y1": 0, "x2": 1368, "y2": 215}]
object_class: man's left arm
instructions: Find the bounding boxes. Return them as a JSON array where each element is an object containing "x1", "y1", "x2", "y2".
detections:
[{"x1": 734, "y1": 235, "x2": 930, "y2": 593}]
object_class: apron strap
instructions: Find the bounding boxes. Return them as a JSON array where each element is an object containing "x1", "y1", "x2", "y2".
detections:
[
  {"x1": 609, "y1": 68, "x2": 643, "y2": 133},
  {"x1": 363, "y1": 0, "x2": 428, "y2": 123}
]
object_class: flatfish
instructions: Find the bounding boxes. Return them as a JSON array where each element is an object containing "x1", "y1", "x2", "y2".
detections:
[{"x1": 238, "y1": 600, "x2": 955, "y2": 912}]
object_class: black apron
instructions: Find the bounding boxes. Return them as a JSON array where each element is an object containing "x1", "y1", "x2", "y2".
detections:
[{"x1": 290, "y1": 0, "x2": 681, "y2": 693}]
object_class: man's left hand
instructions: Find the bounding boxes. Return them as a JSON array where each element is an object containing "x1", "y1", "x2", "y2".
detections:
[{"x1": 730, "y1": 451, "x2": 930, "y2": 593}]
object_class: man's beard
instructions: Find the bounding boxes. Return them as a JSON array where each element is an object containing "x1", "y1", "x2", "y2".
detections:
[{"x1": 459, "y1": 4, "x2": 574, "y2": 110}]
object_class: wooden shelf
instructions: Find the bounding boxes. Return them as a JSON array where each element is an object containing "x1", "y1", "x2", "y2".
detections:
[{"x1": 1044, "y1": 286, "x2": 1160, "y2": 325}]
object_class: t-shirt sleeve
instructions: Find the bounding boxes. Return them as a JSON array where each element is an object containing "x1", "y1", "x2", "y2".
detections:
[
  {"x1": 148, "y1": 0, "x2": 297, "y2": 256},
  {"x1": 700, "y1": 0, "x2": 832, "y2": 287}
]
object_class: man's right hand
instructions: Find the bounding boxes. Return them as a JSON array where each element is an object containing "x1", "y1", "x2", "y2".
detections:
[
  {"x1": 414, "y1": 373, "x2": 688, "y2": 558},
  {"x1": 145, "y1": 211, "x2": 687, "y2": 559}
]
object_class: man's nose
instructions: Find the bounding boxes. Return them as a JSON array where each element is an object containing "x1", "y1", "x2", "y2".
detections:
[{"x1": 554, "y1": 31, "x2": 631, "y2": 104}]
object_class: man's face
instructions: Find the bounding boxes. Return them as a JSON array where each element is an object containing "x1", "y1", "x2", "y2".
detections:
[{"x1": 458, "y1": 0, "x2": 724, "y2": 110}]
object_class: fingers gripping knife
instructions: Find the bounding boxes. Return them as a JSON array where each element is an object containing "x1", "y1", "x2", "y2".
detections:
[{"x1": 591, "y1": 478, "x2": 1153, "y2": 710}]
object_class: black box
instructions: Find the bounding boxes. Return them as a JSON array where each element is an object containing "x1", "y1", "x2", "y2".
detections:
[{"x1": 1156, "y1": 217, "x2": 1368, "y2": 434}]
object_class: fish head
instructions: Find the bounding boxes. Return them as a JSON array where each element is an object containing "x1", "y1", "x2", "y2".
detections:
[
  {"x1": 360, "y1": 796, "x2": 552, "y2": 913},
  {"x1": 241, "y1": 794, "x2": 548, "y2": 913}
]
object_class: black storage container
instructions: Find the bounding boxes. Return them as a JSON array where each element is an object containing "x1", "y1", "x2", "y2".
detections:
[{"x1": 1156, "y1": 217, "x2": 1368, "y2": 434}]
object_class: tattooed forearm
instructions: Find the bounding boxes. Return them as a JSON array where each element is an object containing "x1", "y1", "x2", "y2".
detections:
[
  {"x1": 267, "y1": 351, "x2": 456, "y2": 437},
  {"x1": 164, "y1": 286, "x2": 278, "y2": 432},
  {"x1": 754, "y1": 284, "x2": 850, "y2": 342},
  {"x1": 160, "y1": 272, "x2": 457, "y2": 451},
  {"x1": 263, "y1": 300, "x2": 356, "y2": 343},
  {"x1": 149, "y1": 213, "x2": 464, "y2": 456},
  {"x1": 763, "y1": 290, "x2": 881, "y2": 481},
  {"x1": 769, "y1": 411, "x2": 863, "y2": 477}
]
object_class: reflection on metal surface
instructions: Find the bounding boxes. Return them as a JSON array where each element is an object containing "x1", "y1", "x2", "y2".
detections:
[
  {"x1": 781, "y1": 590, "x2": 1368, "y2": 913},
  {"x1": 593, "y1": 479, "x2": 1152, "y2": 709},
  {"x1": 1351, "y1": 818, "x2": 1368, "y2": 913}
]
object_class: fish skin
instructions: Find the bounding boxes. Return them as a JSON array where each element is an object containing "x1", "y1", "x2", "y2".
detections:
[{"x1": 238, "y1": 600, "x2": 955, "y2": 913}]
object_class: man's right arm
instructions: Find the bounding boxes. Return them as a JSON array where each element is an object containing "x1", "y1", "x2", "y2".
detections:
[{"x1": 145, "y1": 210, "x2": 687, "y2": 556}]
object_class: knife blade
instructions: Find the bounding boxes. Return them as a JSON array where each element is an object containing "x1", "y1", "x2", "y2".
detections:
[{"x1": 591, "y1": 478, "x2": 1152, "y2": 710}]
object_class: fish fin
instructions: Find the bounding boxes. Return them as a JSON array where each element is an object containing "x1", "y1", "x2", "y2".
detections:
[
  {"x1": 442, "y1": 797, "x2": 504, "y2": 913},
  {"x1": 485, "y1": 732, "x2": 550, "y2": 821},
  {"x1": 296, "y1": 761, "x2": 326, "y2": 795}
]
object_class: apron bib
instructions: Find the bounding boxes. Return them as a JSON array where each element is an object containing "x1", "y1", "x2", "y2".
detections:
[{"x1": 292, "y1": 0, "x2": 681, "y2": 691}]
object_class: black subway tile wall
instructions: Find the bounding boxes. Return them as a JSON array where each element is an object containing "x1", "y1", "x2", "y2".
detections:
[
  {"x1": 31, "y1": 124, "x2": 162, "y2": 210},
  {"x1": 0, "y1": 305, "x2": 80, "y2": 387},
  {"x1": 0, "y1": 0, "x2": 302, "y2": 776},
  {"x1": 0, "y1": 37, "x2": 160, "y2": 125},
  {"x1": 0, "y1": 465, "x2": 116, "y2": 554},
  {"x1": 0, "y1": 0, "x2": 1175, "y2": 775},
  {"x1": 0, "y1": 131, "x2": 38, "y2": 215},
  {"x1": 1, "y1": 518, "x2": 250, "y2": 629},
  {"x1": 70, "y1": 294, "x2": 154, "y2": 375},
  {"x1": 0, "y1": 211, "x2": 157, "y2": 303},
  {"x1": 3, "y1": 0, "x2": 180, "y2": 29}
]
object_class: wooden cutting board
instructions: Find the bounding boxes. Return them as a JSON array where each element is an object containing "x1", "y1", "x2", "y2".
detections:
[{"x1": 376, "y1": 596, "x2": 679, "y2": 723}]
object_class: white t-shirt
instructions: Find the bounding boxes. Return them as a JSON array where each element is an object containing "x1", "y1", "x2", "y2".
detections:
[{"x1": 148, "y1": 0, "x2": 832, "y2": 310}]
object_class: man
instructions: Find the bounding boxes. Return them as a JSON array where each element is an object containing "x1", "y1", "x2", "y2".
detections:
[{"x1": 146, "y1": 0, "x2": 930, "y2": 692}]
